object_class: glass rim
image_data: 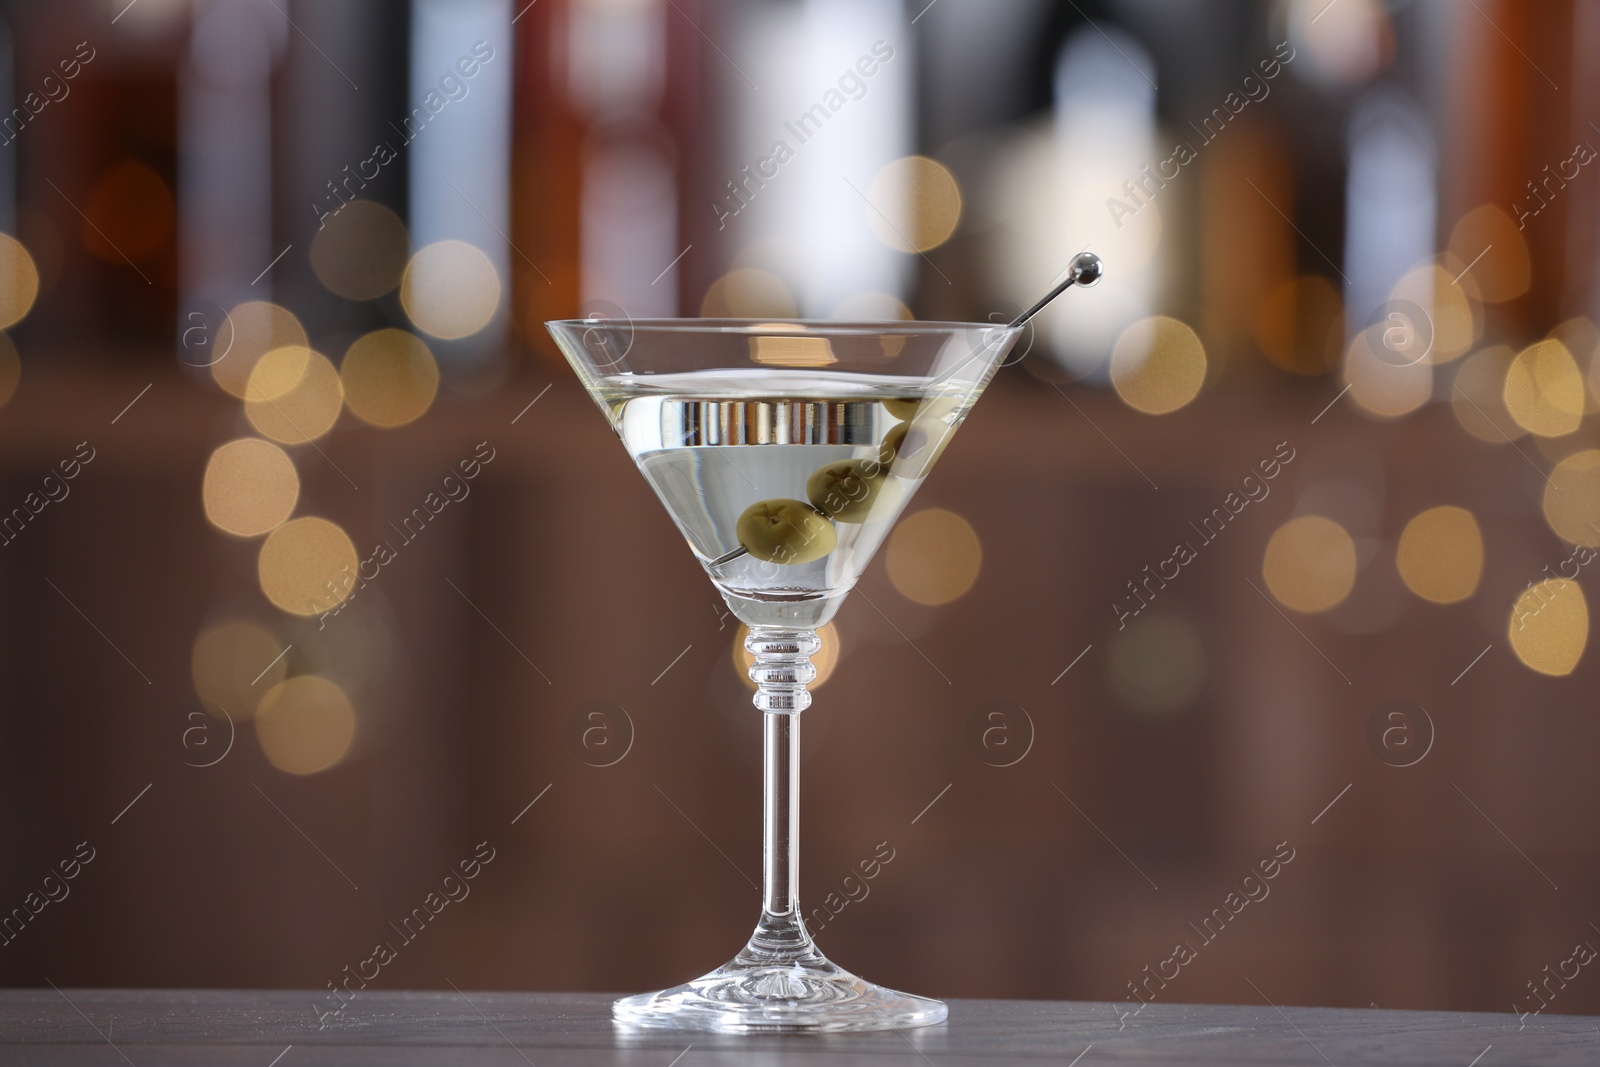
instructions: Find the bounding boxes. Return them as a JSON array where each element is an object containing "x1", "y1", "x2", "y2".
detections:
[{"x1": 545, "y1": 316, "x2": 1022, "y2": 336}]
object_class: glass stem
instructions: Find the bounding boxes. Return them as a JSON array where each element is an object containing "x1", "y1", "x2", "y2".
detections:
[
  {"x1": 763, "y1": 710, "x2": 800, "y2": 918},
  {"x1": 742, "y1": 627, "x2": 822, "y2": 962}
]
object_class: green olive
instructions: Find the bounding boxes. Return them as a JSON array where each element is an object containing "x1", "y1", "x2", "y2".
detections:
[
  {"x1": 884, "y1": 397, "x2": 961, "y2": 424},
  {"x1": 884, "y1": 398, "x2": 921, "y2": 422},
  {"x1": 879, "y1": 423, "x2": 908, "y2": 466},
  {"x1": 807, "y1": 459, "x2": 905, "y2": 523},
  {"x1": 886, "y1": 419, "x2": 954, "y2": 479},
  {"x1": 736, "y1": 499, "x2": 837, "y2": 564}
]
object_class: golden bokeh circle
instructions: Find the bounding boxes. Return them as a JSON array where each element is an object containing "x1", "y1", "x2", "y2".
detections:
[
  {"x1": 1508, "y1": 579, "x2": 1588, "y2": 677},
  {"x1": 1548, "y1": 317, "x2": 1600, "y2": 415},
  {"x1": 1344, "y1": 327, "x2": 1432, "y2": 419},
  {"x1": 1504, "y1": 339, "x2": 1584, "y2": 437},
  {"x1": 1395, "y1": 505, "x2": 1483, "y2": 604},
  {"x1": 310, "y1": 200, "x2": 409, "y2": 301},
  {"x1": 1254, "y1": 276, "x2": 1343, "y2": 376},
  {"x1": 1263, "y1": 515, "x2": 1357, "y2": 613},
  {"x1": 886, "y1": 508, "x2": 982, "y2": 606},
  {"x1": 1390, "y1": 263, "x2": 1476, "y2": 363},
  {"x1": 864, "y1": 156, "x2": 962, "y2": 253},
  {"x1": 0, "y1": 331, "x2": 20, "y2": 407},
  {"x1": 1543, "y1": 450, "x2": 1600, "y2": 547},
  {"x1": 202, "y1": 438, "x2": 300, "y2": 538},
  {"x1": 0, "y1": 233, "x2": 40, "y2": 329},
  {"x1": 255, "y1": 675, "x2": 357, "y2": 775},
  {"x1": 400, "y1": 239, "x2": 501, "y2": 340},
  {"x1": 258, "y1": 516, "x2": 359, "y2": 617},
  {"x1": 244, "y1": 346, "x2": 343, "y2": 444},
  {"x1": 341, "y1": 329, "x2": 439, "y2": 428},
  {"x1": 1110, "y1": 316, "x2": 1207, "y2": 415},
  {"x1": 246, "y1": 344, "x2": 313, "y2": 402},
  {"x1": 733, "y1": 622, "x2": 840, "y2": 691},
  {"x1": 191, "y1": 618, "x2": 287, "y2": 719},
  {"x1": 700, "y1": 268, "x2": 796, "y2": 319},
  {"x1": 1448, "y1": 204, "x2": 1530, "y2": 304},
  {"x1": 212, "y1": 301, "x2": 309, "y2": 399}
]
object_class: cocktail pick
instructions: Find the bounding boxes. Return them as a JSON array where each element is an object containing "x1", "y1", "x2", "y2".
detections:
[
  {"x1": 705, "y1": 254, "x2": 1104, "y2": 572},
  {"x1": 1009, "y1": 251, "x2": 1103, "y2": 327}
]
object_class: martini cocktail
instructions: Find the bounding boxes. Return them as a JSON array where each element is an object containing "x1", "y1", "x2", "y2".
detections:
[{"x1": 547, "y1": 317, "x2": 1023, "y2": 1032}]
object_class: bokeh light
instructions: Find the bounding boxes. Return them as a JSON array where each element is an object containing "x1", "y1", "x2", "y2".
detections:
[
  {"x1": 1254, "y1": 276, "x2": 1343, "y2": 376},
  {"x1": 1447, "y1": 204, "x2": 1530, "y2": 303},
  {"x1": 81, "y1": 158, "x2": 174, "y2": 263},
  {"x1": 212, "y1": 301, "x2": 309, "y2": 399},
  {"x1": 0, "y1": 332, "x2": 20, "y2": 407},
  {"x1": 190, "y1": 618, "x2": 287, "y2": 719},
  {"x1": 0, "y1": 233, "x2": 40, "y2": 329},
  {"x1": 400, "y1": 239, "x2": 501, "y2": 339},
  {"x1": 734, "y1": 622, "x2": 840, "y2": 691},
  {"x1": 1548, "y1": 317, "x2": 1600, "y2": 414},
  {"x1": 864, "y1": 155, "x2": 962, "y2": 253},
  {"x1": 1508, "y1": 579, "x2": 1588, "y2": 677},
  {"x1": 1450, "y1": 345, "x2": 1525, "y2": 442},
  {"x1": 1108, "y1": 614, "x2": 1206, "y2": 716},
  {"x1": 258, "y1": 517, "x2": 359, "y2": 617},
  {"x1": 1344, "y1": 326, "x2": 1432, "y2": 418},
  {"x1": 1543, "y1": 450, "x2": 1600, "y2": 547},
  {"x1": 886, "y1": 508, "x2": 982, "y2": 606},
  {"x1": 310, "y1": 200, "x2": 410, "y2": 301},
  {"x1": 255, "y1": 675, "x2": 357, "y2": 775},
  {"x1": 1263, "y1": 515, "x2": 1358, "y2": 613},
  {"x1": 202, "y1": 438, "x2": 299, "y2": 537},
  {"x1": 1395, "y1": 505, "x2": 1483, "y2": 604},
  {"x1": 1504, "y1": 339, "x2": 1584, "y2": 437},
  {"x1": 1391, "y1": 262, "x2": 1476, "y2": 363},
  {"x1": 340, "y1": 329, "x2": 439, "y2": 427},
  {"x1": 1110, "y1": 316, "x2": 1206, "y2": 415},
  {"x1": 1289, "y1": 0, "x2": 1389, "y2": 85},
  {"x1": 700, "y1": 268, "x2": 796, "y2": 318},
  {"x1": 244, "y1": 346, "x2": 344, "y2": 444}
]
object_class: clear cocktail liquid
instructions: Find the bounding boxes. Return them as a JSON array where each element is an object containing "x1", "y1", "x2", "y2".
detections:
[{"x1": 598, "y1": 369, "x2": 974, "y2": 628}]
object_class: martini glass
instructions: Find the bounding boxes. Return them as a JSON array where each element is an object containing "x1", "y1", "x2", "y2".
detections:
[{"x1": 547, "y1": 316, "x2": 1023, "y2": 1033}]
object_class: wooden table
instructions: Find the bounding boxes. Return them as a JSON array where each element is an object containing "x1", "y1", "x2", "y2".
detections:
[{"x1": 2, "y1": 989, "x2": 1595, "y2": 1065}]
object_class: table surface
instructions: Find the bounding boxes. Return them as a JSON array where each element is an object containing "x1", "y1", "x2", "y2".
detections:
[{"x1": 1, "y1": 989, "x2": 1594, "y2": 1065}]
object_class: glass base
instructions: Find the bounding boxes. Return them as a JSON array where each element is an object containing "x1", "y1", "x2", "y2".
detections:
[{"x1": 613, "y1": 920, "x2": 946, "y2": 1034}]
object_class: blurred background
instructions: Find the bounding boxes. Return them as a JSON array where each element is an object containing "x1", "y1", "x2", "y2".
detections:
[{"x1": 2, "y1": 0, "x2": 1599, "y2": 1023}]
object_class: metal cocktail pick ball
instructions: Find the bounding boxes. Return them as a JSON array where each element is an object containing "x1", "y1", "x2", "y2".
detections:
[{"x1": 1010, "y1": 251, "x2": 1104, "y2": 328}]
